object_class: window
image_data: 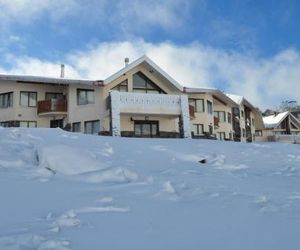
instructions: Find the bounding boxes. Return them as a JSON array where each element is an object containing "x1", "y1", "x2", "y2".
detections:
[
  {"x1": 189, "y1": 99, "x2": 204, "y2": 112},
  {"x1": 0, "y1": 92, "x2": 13, "y2": 108},
  {"x1": 218, "y1": 132, "x2": 226, "y2": 140},
  {"x1": 241, "y1": 110, "x2": 244, "y2": 118},
  {"x1": 84, "y1": 120, "x2": 99, "y2": 134},
  {"x1": 20, "y1": 91, "x2": 37, "y2": 107},
  {"x1": 255, "y1": 130, "x2": 263, "y2": 136},
  {"x1": 77, "y1": 89, "x2": 95, "y2": 105},
  {"x1": 134, "y1": 121, "x2": 159, "y2": 137},
  {"x1": 242, "y1": 128, "x2": 246, "y2": 137},
  {"x1": 214, "y1": 111, "x2": 226, "y2": 122},
  {"x1": 208, "y1": 125, "x2": 213, "y2": 135},
  {"x1": 228, "y1": 113, "x2": 232, "y2": 123},
  {"x1": 45, "y1": 92, "x2": 64, "y2": 100},
  {"x1": 192, "y1": 124, "x2": 204, "y2": 136},
  {"x1": 252, "y1": 118, "x2": 255, "y2": 127},
  {"x1": 207, "y1": 100, "x2": 213, "y2": 114},
  {"x1": 133, "y1": 72, "x2": 165, "y2": 94},
  {"x1": 112, "y1": 80, "x2": 128, "y2": 92},
  {"x1": 72, "y1": 122, "x2": 81, "y2": 132},
  {"x1": 19, "y1": 121, "x2": 37, "y2": 128}
]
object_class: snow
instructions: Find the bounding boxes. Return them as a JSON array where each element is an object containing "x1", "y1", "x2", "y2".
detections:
[
  {"x1": 263, "y1": 111, "x2": 289, "y2": 128},
  {"x1": 226, "y1": 93, "x2": 244, "y2": 105},
  {"x1": 1, "y1": 127, "x2": 300, "y2": 249}
]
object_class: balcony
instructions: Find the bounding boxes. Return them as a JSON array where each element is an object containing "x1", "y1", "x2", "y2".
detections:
[
  {"x1": 37, "y1": 99, "x2": 67, "y2": 116},
  {"x1": 189, "y1": 105, "x2": 195, "y2": 118},
  {"x1": 214, "y1": 116, "x2": 219, "y2": 127},
  {"x1": 111, "y1": 91, "x2": 183, "y2": 115}
]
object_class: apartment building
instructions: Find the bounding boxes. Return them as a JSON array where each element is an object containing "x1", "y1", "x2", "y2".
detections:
[
  {"x1": 0, "y1": 55, "x2": 262, "y2": 141},
  {"x1": 185, "y1": 87, "x2": 237, "y2": 140}
]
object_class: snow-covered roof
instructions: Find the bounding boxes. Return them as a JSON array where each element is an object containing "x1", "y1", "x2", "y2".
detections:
[
  {"x1": 263, "y1": 111, "x2": 289, "y2": 128},
  {"x1": 185, "y1": 87, "x2": 238, "y2": 106},
  {"x1": 263, "y1": 111, "x2": 300, "y2": 129},
  {"x1": 0, "y1": 74, "x2": 102, "y2": 86},
  {"x1": 104, "y1": 55, "x2": 183, "y2": 91},
  {"x1": 226, "y1": 93, "x2": 257, "y2": 111}
]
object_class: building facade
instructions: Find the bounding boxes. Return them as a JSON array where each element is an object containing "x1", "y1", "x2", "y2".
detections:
[{"x1": 0, "y1": 56, "x2": 262, "y2": 141}]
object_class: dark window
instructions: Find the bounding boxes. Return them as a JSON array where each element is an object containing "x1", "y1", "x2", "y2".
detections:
[
  {"x1": 134, "y1": 121, "x2": 159, "y2": 137},
  {"x1": 45, "y1": 92, "x2": 64, "y2": 100},
  {"x1": 19, "y1": 121, "x2": 37, "y2": 128},
  {"x1": 133, "y1": 72, "x2": 165, "y2": 94},
  {"x1": 252, "y1": 118, "x2": 255, "y2": 127},
  {"x1": 214, "y1": 111, "x2": 226, "y2": 122},
  {"x1": 241, "y1": 110, "x2": 244, "y2": 118},
  {"x1": 20, "y1": 91, "x2": 37, "y2": 107},
  {"x1": 207, "y1": 100, "x2": 213, "y2": 114},
  {"x1": 228, "y1": 113, "x2": 232, "y2": 123},
  {"x1": 189, "y1": 99, "x2": 204, "y2": 112},
  {"x1": 0, "y1": 92, "x2": 13, "y2": 108},
  {"x1": 218, "y1": 132, "x2": 226, "y2": 140},
  {"x1": 72, "y1": 122, "x2": 81, "y2": 132},
  {"x1": 255, "y1": 130, "x2": 263, "y2": 136},
  {"x1": 85, "y1": 120, "x2": 100, "y2": 134},
  {"x1": 192, "y1": 124, "x2": 204, "y2": 136},
  {"x1": 77, "y1": 89, "x2": 95, "y2": 105},
  {"x1": 112, "y1": 79, "x2": 128, "y2": 92}
]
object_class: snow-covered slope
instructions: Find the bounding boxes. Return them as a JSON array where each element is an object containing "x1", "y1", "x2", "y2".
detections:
[{"x1": 0, "y1": 127, "x2": 300, "y2": 250}]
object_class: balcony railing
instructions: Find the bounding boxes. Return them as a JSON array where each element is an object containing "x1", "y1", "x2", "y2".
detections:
[
  {"x1": 214, "y1": 116, "x2": 219, "y2": 127},
  {"x1": 37, "y1": 99, "x2": 67, "y2": 115},
  {"x1": 189, "y1": 105, "x2": 195, "y2": 118},
  {"x1": 111, "y1": 91, "x2": 182, "y2": 115}
]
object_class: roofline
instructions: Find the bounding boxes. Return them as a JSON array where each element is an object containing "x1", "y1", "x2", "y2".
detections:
[
  {"x1": 0, "y1": 74, "x2": 103, "y2": 86},
  {"x1": 103, "y1": 55, "x2": 183, "y2": 91},
  {"x1": 185, "y1": 87, "x2": 238, "y2": 107}
]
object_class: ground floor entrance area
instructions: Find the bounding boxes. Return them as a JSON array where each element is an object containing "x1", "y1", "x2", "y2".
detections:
[{"x1": 134, "y1": 120, "x2": 159, "y2": 138}]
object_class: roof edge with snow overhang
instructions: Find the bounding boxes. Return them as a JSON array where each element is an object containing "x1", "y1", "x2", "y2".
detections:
[
  {"x1": 0, "y1": 74, "x2": 103, "y2": 86},
  {"x1": 185, "y1": 87, "x2": 238, "y2": 107},
  {"x1": 104, "y1": 55, "x2": 183, "y2": 91}
]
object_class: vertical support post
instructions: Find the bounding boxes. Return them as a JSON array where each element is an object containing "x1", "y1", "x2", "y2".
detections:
[
  {"x1": 180, "y1": 95, "x2": 191, "y2": 138},
  {"x1": 110, "y1": 91, "x2": 121, "y2": 136}
]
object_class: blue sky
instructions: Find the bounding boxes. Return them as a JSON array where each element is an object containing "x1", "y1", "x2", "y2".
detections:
[{"x1": 0, "y1": 0, "x2": 300, "y2": 109}]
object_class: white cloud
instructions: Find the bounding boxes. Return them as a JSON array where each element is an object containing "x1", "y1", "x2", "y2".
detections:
[{"x1": 1, "y1": 40, "x2": 300, "y2": 109}]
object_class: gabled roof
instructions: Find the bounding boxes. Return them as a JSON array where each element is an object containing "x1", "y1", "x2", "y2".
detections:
[
  {"x1": 263, "y1": 111, "x2": 300, "y2": 129},
  {"x1": 0, "y1": 74, "x2": 102, "y2": 86},
  {"x1": 185, "y1": 87, "x2": 238, "y2": 107},
  {"x1": 104, "y1": 55, "x2": 183, "y2": 91},
  {"x1": 226, "y1": 93, "x2": 256, "y2": 111}
]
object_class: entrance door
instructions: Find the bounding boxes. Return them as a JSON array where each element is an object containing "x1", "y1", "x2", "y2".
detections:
[
  {"x1": 134, "y1": 121, "x2": 159, "y2": 137},
  {"x1": 50, "y1": 119, "x2": 63, "y2": 128}
]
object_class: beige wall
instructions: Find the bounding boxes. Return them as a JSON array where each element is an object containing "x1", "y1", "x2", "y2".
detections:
[
  {"x1": 67, "y1": 84, "x2": 106, "y2": 132},
  {"x1": 0, "y1": 81, "x2": 68, "y2": 127},
  {"x1": 213, "y1": 98, "x2": 234, "y2": 140},
  {"x1": 188, "y1": 93, "x2": 214, "y2": 136}
]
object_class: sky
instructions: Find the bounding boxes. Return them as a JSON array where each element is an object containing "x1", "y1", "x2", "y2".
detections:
[{"x1": 0, "y1": 0, "x2": 300, "y2": 110}]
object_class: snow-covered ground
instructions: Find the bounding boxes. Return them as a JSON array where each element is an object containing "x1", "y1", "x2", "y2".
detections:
[{"x1": 0, "y1": 127, "x2": 300, "y2": 250}]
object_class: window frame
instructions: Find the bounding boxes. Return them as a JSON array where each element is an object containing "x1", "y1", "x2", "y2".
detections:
[
  {"x1": 0, "y1": 92, "x2": 13, "y2": 109},
  {"x1": 207, "y1": 100, "x2": 213, "y2": 115},
  {"x1": 132, "y1": 71, "x2": 166, "y2": 94},
  {"x1": 72, "y1": 122, "x2": 81, "y2": 132},
  {"x1": 19, "y1": 121, "x2": 37, "y2": 128},
  {"x1": 84, "y1": 120, "x2": 100, "y2": 135},
  {"x1": 214, "y1": 111, "x2": 226, "y2": 123},
  {"x1": 192, "y1": 124, "x2": 204, "y2": 136},
  {"x1": 20, "y1": 91, "x2": 37, "y2": 107},
  {"x1": 112, "y1": 79, "x2": 128, "y2": 92},
  {"x1": 189, "y1": 99, "x2": 205, "y2": 113},
  {"x1": 227, "y1": 112, "x2": 232, "y2": 124},
  {"x1": 45, "y1": 92, "x2": 64, "y2": 100},
  {"x1": 77, "y1": 89, "x2": 95, "y2": 105}
]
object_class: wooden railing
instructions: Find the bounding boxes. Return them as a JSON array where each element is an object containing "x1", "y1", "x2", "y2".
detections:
[
  {"x1": 214, "y1": 116, "x2": 219, "y2": 127},
  {"x1": 37, "y1": 99, "x2": 67, "y2": 114},
  {"x1": 189, "y1": 105, "x2": 195, "y2": 118}
]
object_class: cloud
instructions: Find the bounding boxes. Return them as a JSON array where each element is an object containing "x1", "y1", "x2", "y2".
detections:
[{"x1": 1, "y1": 40, "x2": 300, "y2": 109}]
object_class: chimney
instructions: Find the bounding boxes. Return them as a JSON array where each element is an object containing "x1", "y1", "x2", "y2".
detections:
[
  {"x1": 60, "y1": 64, "x2": 65, "y2": 78},
  {"x1": 124, "y1": 58, "x2": 129, "y2": 67}
]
